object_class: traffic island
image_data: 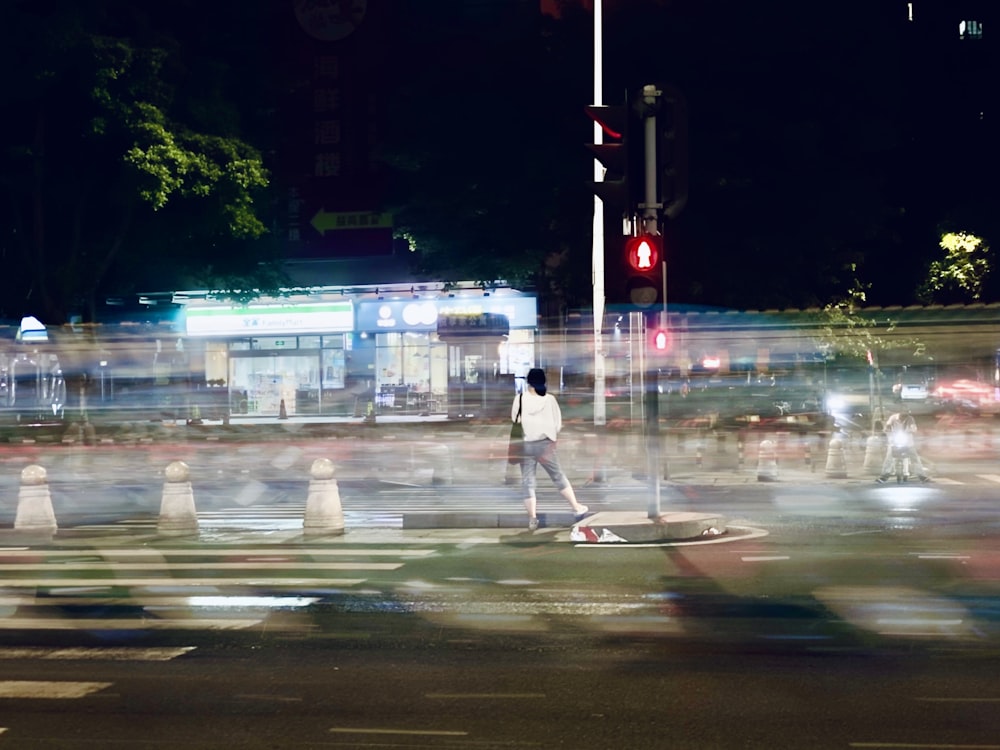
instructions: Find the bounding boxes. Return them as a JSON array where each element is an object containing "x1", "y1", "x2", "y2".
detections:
[
  {"x1": 400, "y1": 509, "x2": 727, "y2": 543},
  {"x1": 571, "y1": 511, "x2": 727, "y2": 544}
]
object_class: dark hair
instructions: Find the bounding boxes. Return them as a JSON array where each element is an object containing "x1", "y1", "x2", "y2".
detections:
[{"x1": 526, "y1": 368, "x2": 547, "y2": 396}]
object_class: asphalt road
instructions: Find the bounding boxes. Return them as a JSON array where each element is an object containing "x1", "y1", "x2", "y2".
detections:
[
  {"x1": 1, "y1": 524, "x2": 1000, "y2": 748},
  {"x1": 0, "y1": 427, "x2": 999, "y2": 747}
]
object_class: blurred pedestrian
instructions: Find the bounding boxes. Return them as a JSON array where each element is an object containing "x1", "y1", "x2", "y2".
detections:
[
  {"x1": 512, "y1": 368, "x2": 588, "y2": 531},
  {"x1": 877, "y1": 409, "x2": 930, "y2": 482}
]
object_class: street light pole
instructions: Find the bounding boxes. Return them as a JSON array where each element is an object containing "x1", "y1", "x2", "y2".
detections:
[{"x1": 592, "y1": 0, "x2": 607, "y2": 429}]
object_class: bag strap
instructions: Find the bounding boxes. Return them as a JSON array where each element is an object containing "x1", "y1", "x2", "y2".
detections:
[{"x1": 515, "y1": 393, "x2": 522, "y2": 422}]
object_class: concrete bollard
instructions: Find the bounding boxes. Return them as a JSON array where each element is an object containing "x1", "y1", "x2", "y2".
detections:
[
  {"x1": 157, "y1": 461, "x2": 198, "y2": 536},
  {"x1": 825, "y1": 437, "x2": 848, "y2": 479},
  {"x1": 303, "y1": 458, "x2": 345, "y2": 537},
  {"x1": 863, "y1": 434, "x2": 885, "y2": 474},
  {"x1": 14, "y1": 464, "x2": 57, "y2": 537},
  {"x1": 756, "y1": 439, "x2": 778, "y2": 481}
]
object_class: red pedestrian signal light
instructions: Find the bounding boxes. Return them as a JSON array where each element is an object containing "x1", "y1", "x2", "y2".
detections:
[
  {"x1": 652, "y1": 329, "x2": 671, "y2": 351},
  {"x1": 626, "y1": 234, "x2": 660, "y2": 272}
]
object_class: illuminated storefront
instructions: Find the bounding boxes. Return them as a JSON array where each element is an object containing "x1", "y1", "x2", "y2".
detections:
[{"x1": 180, "y1": 287, "x2": 537, "y2": 418}]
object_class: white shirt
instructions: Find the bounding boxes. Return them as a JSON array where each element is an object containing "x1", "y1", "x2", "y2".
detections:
[{"x1": 512, "y1": 389, "x2": 562, "y2": 442}]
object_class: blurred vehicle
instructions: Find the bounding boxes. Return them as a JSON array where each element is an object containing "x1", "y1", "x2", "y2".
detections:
[
  {"x1": 932, "y1": 378, "x2": 1000, "y2": 415},
  {"x1": 895, "y1": 382, "x2": 929, "y2": 401}
]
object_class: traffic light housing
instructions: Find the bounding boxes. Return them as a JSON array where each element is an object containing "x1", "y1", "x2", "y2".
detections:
[
  {"x1": 585, "y1": 104, "x2": 634, "y2": 220},
  {"x1": 658, "y1": 84, "x2": 689, "y2": 220}
]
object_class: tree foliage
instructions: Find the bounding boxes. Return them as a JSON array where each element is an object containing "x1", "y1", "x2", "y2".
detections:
[
  {"x1": 918, "y1": 231, "x2": 991, "y2": 304},
  {"x1": 0, "y1": 0, "x2": 279, "y2": 324}
]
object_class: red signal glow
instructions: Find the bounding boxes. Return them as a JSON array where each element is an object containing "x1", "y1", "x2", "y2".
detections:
[
  {"x1": 653, "y1": 330, "x2": 669, "y2": 350},
  {"x1": 626, "y1": 234, "x2": 660, "y2": 272}
]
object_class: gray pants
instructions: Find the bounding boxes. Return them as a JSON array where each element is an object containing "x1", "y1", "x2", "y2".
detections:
[{"x1": 520, "y1": 438, "x2": 570, "y2": 497}]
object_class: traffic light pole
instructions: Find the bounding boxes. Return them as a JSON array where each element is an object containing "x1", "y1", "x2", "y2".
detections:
[{"x1": 640, "y1": 84, "x2": 663, "y2": 519}]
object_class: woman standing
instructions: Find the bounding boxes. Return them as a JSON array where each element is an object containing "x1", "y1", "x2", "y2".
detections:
[{"x1": 512, "y1": 368, "x2": 588, "y2": 531}]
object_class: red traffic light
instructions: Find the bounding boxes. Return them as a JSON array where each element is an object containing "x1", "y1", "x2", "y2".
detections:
[
  {"x1": 626, "y1": 234, "x2": 660, "y2": 272},
  {"x1": 652, "y1": 329, "x2": 671, "y2": 351}
]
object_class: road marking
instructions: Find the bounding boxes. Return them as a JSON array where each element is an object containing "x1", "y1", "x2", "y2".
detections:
[
  {"x1": 929, "y1": 477, "x2": 962, "y2": 485},
  {"x1": 329, "y1": 727, "x2": 468, "y2": 737},
  {"x1": 916, "y1": 555, "x2": 971, "y2": 560},
  {"x1": 0, "y1": 577, "x2": 365, "y2": 588},
  {"x1": 0, "y1": 595, "x2": 317, "y2": 608},
  {"x1": 0, "y1": 647, "x2": 194, "y2": 661},
  {"x1": 425, "y1": 693, "x2": 545, "y2": 699},
  {"x1": 851, "y1": 743, "x2": 1000, "y2": 748},
  {"x1": 0, "y1": 681, "x2": 112, "y2": 699},
  {"x1": 741, "y1": 555, "x2": 790, "y2": 562},
  {"x1": 0, "y1": 562, "x2": 402, "y2": 571},
  {"x1": 0, "y1": 618, "x2": 262, "y2": 631},
  {"x1": 0, "y1": 548, "x2": 434, "y2": 558},
  {"x1": 977, "y1": 474, "x2": 1000, "y2": 484}
]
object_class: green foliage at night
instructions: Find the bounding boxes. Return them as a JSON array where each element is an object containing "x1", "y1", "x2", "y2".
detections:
[{"x1": 0, "y1": 0, "x2": 280, "y2": 323}]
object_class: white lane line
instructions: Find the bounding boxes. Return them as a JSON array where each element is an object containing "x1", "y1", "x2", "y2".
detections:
[
  {"x1": 329, "y1": 728, "x2": 468, "y2": 737},
  {"x1": 0, "y1": 681, "x2": 112, "y2": 699},
  {"x1": 0, "y1": 577, "x2": 365, "y2": 588},
  {"x1": 0, "y1": 548, "x2": 434, "y2": 558},
  {"x1": 0, "y1": 562, "x2": 402, "y2": 571},
  {"x1": 0, "y1": 596, "x2": 317, "y2": 607},
  {"x1": 741, "y1": 556, "x2": 790, "y2": 562},
  {"x1": 0, "y1": 619, "x2": 262, "y2": 631},
  {"x1": 425, "y1": 693, "x2": 545, "y2": 699},
  {"x1": 977, "y1": 474, "x2": 1000, "y2": 484},
  {"x1": 851, "y1": 743, "x2": 1000, "y2": 748},
  {"x1": 0, "y1": 647, "x2": 194, "y2": 661},
  {"x1": 916, "y1": 555, "x2": 971, "y2": 560}
]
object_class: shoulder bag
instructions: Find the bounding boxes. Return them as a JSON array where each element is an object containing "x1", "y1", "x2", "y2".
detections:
[{"x1": 507, "y1": 394, "x2": 524, "y2": 465}]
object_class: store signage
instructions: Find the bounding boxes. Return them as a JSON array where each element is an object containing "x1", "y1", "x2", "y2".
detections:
[
  {"x1": 356, "y1": 296, "x2": 536, "y2": 331},
  {"x1": 184, "y1": 301, "x2": 354, "y2": 337},
  {"x1": 436, "y1": 312, "x2": 510, "y2": 340}
]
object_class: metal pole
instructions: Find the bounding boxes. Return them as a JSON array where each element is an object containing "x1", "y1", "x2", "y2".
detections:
[
  {"x1": 592, "y1": 0, "x2": 606, "y2": 429},
  {"x1": 641, "y1": 84, "x2": 662, "y2": 518}
]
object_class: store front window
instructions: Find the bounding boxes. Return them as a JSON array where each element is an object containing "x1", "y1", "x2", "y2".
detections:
[
  {"x1": 374, "y1": 331, "x2": 447, "y2": 413},
  {"x1": 226, "y1": 334, "x2": 348, "y2": 416}
]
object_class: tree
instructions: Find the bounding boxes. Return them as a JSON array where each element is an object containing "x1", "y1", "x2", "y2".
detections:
[
  {"x1": 918, "y1": 231, "x2": 992, "y2": 304},
  {"x1": 0, "y1": 0, "x2": 280, "y2": 324}
]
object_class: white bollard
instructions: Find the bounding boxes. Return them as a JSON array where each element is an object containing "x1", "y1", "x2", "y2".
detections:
[
  {"x1": 825, "y1": 437, "x2": 848, "y2": 479},
  {"x1": 756, "y1": 439, "x2": 778, "y2": 481},
  {"x1": 14, "y1": 464, "x2": 57, "y2": 537},
  {"x1": 303, "y1": 458, "x2": 345, "y2": 537},
  {"x1": 157, "y1": 461, "x2": 198, "y2": 536}
]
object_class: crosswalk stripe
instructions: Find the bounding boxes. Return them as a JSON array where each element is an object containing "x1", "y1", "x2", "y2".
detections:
[
  {"x1": 0, "y1": 562, "x2": 402, "y2": 571},
  {"x1": 0, "y1": 595, "x2": 317, "y2": 607},
  {"x1": 0, "y1": 577, "x2": 365, "y2": 588},
  {"x1": 0, "y1": 548, "x2": 433, "y2": 558},
  {"x1": 928, "y1": 477, "x2": 962, "y2": 485},
  {"x1": 977, "y1": 474, "x2": 1000, "y2": 484},
  {"x1": 0, "y1": 619, "x2": 262, "y2": 631},
  {"x1": 0, "y1": 681, "x2": 112, "y2": 699},
  {"x1": 0, "y1": 647, "x2": 194, "y2": 661}
]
